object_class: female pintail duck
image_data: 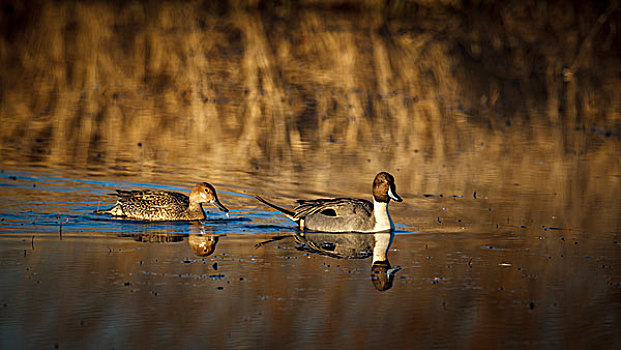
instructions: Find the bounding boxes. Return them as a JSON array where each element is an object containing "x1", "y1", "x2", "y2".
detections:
[
  {"x1": 255, "y1": 172, "x2": 402, "y2": 232},
  {"x1": 99, "y1": 182, "x2": 228, "y2": 221}
]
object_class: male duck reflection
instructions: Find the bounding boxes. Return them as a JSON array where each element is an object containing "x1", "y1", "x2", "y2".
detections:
[
  {"x1": 98, "y1": 182, "x2": 229, "y2": 221},
  {"x1": 258, "y1": 232, "x2": 402, "y2": 291},
  {"x1": 256, "y1": 172, "x2": 402, "y2": 232}
]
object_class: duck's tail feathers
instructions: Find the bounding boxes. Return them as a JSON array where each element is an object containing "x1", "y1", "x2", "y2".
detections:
[
  {"x1": 255, "y1": 196, "x2": 297, "y2": 221},
  {"x1": 94, "y1": 207, "x2": 114, "y2": 214},
  {"x1": 94, "y1": 202, "x2": 120, "y2": 215}
]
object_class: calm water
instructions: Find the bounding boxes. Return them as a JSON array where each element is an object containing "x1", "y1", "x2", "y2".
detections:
[{"x1": 1, "y1": 1, "x2": 621, "y2": 349}]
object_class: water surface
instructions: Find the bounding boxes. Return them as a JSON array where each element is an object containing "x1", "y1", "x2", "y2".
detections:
[{"x1": 1, "y1": 1, "x2": 620, "y2": 349}]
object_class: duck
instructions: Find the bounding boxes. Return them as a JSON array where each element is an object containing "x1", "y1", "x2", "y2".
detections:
[
  {"x1": 255, "y1": 172, "x2": 402, "y2": 232},
  {"x1": 99, "y1": 182, "x2": 229, "y2": 221}
]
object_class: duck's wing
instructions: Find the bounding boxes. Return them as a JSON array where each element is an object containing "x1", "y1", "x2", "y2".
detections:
[
  {"x1": 293, "y1": 198, "x2": 373, "y2": 220},
  {"x1": 115, "y1": 190, "x2": 189, "y2": 207}
]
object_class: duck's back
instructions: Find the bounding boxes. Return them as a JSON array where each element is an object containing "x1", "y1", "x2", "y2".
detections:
[
  {"x1": 295, "y1": 198, "x2": 375, "y2": 232},
  {"x1": 110, "y1": 190, "x2": 195, "y2": 221}
]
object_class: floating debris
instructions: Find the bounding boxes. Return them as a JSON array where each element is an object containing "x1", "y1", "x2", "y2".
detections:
[{"x1": 432, "y1": 277, "x2": 445, "y2": 284}]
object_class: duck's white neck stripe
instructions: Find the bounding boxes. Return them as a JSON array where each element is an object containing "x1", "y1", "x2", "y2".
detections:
[
  {"x1": 372, "y1": 200, "x2": 394, "y2": 232},
  {"x1": 372, "y1": 232, "x2": 393, "y2": 262}
]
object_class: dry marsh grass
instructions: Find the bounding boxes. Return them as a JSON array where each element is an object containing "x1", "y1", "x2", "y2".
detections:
[{"x1": 0, "y1": 0, "x2": 618, "y2": 195}]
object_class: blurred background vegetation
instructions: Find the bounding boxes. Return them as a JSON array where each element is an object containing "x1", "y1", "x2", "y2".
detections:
[{"x1": 0, "y1": 0, "x2": 618, "y2": 187}]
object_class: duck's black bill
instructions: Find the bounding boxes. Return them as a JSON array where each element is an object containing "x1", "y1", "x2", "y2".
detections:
[
  {"x1": 212, "y1": 198, "x2": 229, "y2": 212},
  {"x1": 388, "y1": 186, "x2": 403, "y2": 202}
]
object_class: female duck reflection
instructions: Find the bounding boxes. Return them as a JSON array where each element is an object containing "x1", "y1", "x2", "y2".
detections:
[
  {"x1": 187, "y1": 222, "x2": 221, "y2": 257},
  {"x1": 121, "y1": 223, "x2": 222, "y2": 257},
  {"x1": 258, "y1": 232, "x2": 402, "y2": 291},
  {"x1": 188, "y1": 232, "x2": 219, "y2": 257}
]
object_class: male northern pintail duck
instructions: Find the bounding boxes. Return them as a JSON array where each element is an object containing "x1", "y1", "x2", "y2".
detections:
[
  {"x1": 255, "y1": 172, "x2": 402, "y2": 232},
  {"x1": 99, "y1": 182, "x2": 228, "y2": 221}
]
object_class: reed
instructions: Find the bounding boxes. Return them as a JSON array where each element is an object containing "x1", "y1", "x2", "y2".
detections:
[{"x1": 0, "y1": 0, "x2": 618, "y2": 197}]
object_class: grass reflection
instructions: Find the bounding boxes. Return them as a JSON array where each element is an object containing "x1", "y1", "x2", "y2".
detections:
[{"x1": 0, "y1": 1, "x2": 618, "y2": 172}]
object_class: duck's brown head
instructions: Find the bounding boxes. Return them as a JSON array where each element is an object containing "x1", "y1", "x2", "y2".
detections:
[
  {"x1": 190, "y1": 182, "x2": 229, "y2": 212},
  {"x1": 372, "y1": 172, "x2": 402, "y2": 203}
]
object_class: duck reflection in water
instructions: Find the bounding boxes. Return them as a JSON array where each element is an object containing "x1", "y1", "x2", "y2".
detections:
[
  {"x1": 120, "y1": 231, "x2": 186, "y2": 243},
  {"x1": 187, "y1": 223, "x2": 221, "y2": 257},
  {"x1": 258, "y1": 232, "x2": 401, "y2": 291},
  {"x1": 118, "y1": 223, "x2": 221, "y2": 257},
  {"x1": 188, "y1": 233, "x2": 219, "y2": 257}
]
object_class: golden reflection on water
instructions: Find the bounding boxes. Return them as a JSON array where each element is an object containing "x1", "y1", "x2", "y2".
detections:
[{"x1": 0, "y1": 1, "x2": 620, "y2": 349}]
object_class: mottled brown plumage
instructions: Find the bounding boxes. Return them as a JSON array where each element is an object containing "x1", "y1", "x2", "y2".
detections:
[{"x1": 99, "y1": 182, "x2": 228, "y2": 221}]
